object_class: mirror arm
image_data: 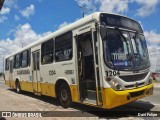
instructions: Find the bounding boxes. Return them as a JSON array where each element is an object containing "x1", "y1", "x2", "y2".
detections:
[{"x1": 99, "y1": 22, "x2": 107, "y2": 40}]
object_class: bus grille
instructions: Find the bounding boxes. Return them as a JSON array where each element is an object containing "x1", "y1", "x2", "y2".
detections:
[
  {"x1": 129, "y1": 90, "x2": 144, "y2": 98},
  {"x1": 119, "y1": 72, "x2": 148, "y2": 82},
  {"x1": 125, "y1": 82, "x2": 145, "y2": 89}
]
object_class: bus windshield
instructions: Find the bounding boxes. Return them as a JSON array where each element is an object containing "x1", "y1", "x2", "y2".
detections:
[{"x1": 103, "y1": 29, "x2": 150, "y2": 70}]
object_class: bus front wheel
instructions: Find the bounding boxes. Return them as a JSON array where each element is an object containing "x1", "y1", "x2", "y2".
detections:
[{"x1": 58, "y1": 82, "x2": 72, "y2": 108}]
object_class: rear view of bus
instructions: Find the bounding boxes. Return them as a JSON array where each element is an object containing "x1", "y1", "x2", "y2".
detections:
[{"x1": 99, "y1": 13, "x2": 153, "y2": 109}]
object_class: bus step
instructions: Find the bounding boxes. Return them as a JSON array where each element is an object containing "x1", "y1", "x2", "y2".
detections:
[{"x1": 87, "y1": 90, "x2": 96, "y2": 101}]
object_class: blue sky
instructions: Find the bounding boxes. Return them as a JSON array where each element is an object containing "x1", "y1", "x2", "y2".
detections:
[
  {"x1": 0, "y1": 0, "x2": 82, "y2": 39},
  {"x1": 0, "y1": 0, "x2": 160, "y2": 72}
]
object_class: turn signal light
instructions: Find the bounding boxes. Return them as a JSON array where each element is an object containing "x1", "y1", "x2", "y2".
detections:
[{"x1": 106, "y1": 77, "x2": 111, "y2": 81}]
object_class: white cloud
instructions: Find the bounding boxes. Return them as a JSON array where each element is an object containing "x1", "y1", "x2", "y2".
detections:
[
  {"x1": 148, "y1": 45, "x2": 160, "y2": 55},
  {"x1": 75, "y1": 0, "x2": 128, "y2": 14},
  {"x1": 41, "y1": 31, "x2": 52, "y2": 37},
  {"x1": 144, "y1": 30, "x2": 160, "y2": 45},
  {"x1": 14, "y1": 15, "x2": 20, "y2": 21},
  {"x1": 13, "y1": 23, "x2": 40, "y2": 47},
  {"x1": 75, "y1": 0, "x2": 97, "y2": 14},
  {"x1": 4, "y1": 0, "x2": 18, "y2": 9},
  {"x1": 144, "y1": 30, "x2": 160, "y2": 72},
  {"x1": 0, "y1": 16, "x2": 8, "y2": 23},
  {"x1": 0, "y1": 23, "x2": 52, "y2": 71},
  {"x1": 0, "y1": 7, "x2": 10, "y2": 23},
  {"x1": 58, "y1": 22, "x2": 70, "y2": 29},
  {"x1": 147, "y1": 45, "x2": 160, "y2": 72},
  {"x1": 7, "y1": 29, "x2": 15, "y2": 36},
  {"x1": 75, "y1": 0, "x2": 160, "y2": 17},
  {"x1": 133, "y1": 0, "x2": 159, "y2": 17},
  {"x1": 0, "y1": 7, "x2": 10, "y2": 15},
  {"x1": 20, "y1": 4, "x2": 35, "y2": 19},
  {"x1": 97, "y1": 0, "x2": 128, "y2": 14}
]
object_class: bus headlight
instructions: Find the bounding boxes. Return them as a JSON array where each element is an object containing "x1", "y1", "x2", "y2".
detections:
[
  {"x1": 115, "y1": 84, "x2": 123, "y2": 90},
  {"x1": 111, "y1": 80, "x2": 116, "y2": 86},
  {"x1": 106, "y1": 77, "x2": 116, "y2": 85},
  {"x1": 106, "y1": 77, "x2": 123, "y2": 90}
]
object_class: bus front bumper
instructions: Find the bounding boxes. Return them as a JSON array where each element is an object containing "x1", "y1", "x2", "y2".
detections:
[{"x1": 103, "y1": 83, "x2": 154, "y2": 109}]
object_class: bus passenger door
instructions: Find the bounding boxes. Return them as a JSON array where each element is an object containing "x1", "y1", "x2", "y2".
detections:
[
  {"x1": 76, "y1": 30, "x2": 102, "y2": 105},
  {"x1": 9, "y1": 59, "x2": 13, "y2": 87},
  {"x1": 32, "y1": 51, "x2": 41, "y2": 95}
]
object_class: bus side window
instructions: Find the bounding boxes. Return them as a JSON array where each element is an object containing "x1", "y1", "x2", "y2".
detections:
[
  {"x1": 41, "y1": 39, "x2": 54, "y2": 64},
  {"x1": 14, "y1": 54, "x2": 21, "y2": 69},
  {"x1": 21, "y1": 50, "x2": 28, "y2": 68},
  {"x1": 5, "y1": 59, "x2": 9, "y2": 71},
  {"x1": 28, "y1": 49, "x2": 31, "y2": 66},
  {"x1": 55, "y1": 31, "x2": 72, "y2": 62}
]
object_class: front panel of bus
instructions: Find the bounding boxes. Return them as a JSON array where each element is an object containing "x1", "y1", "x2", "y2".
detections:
[{"x1": 99, "y1": 13, "x2": 153, "y2": 109}]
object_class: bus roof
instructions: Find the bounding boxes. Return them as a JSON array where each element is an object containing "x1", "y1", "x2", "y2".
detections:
[{"x1": 6, "y1": 12, "x2": 139, "y2": 59}]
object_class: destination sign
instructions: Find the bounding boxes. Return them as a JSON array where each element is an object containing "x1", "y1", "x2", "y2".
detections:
[{"x1": 100, "y1": 13, "x2": 143, "y2": 33}]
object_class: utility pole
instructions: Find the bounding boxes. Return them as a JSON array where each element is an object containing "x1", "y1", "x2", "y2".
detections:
[
  {"x1": 78, "y1": 5, "x2": 86, "y2": 18},
  {"x1": 76, "y1": 1, "x2": 87, "y2": 18}
]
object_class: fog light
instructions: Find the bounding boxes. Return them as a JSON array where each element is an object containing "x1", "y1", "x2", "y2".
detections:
[
  {"x1": 116, "y1": 84, "x2": 122, "y2": 90},
  {"x1": 127, "y1": 95, "x2": 130, "y2": 100}
]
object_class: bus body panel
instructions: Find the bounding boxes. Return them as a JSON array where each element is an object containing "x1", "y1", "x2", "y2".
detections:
[
  {"x1": 4, "y1": 12, "x2": 153, "y2": 109},
  {"x1": 102, "y1": 83, "x2": 153, "y2": 109}
]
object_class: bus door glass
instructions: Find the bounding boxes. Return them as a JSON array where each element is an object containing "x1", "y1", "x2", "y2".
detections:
[
  {"x1": 9, "y1": 59, "x2": 13, "y2": 87},
  {"x1": 76, "y1": 30, "x2": 102, "y2": 105},
  {"x1": 32, "y1": 51, "x2": 41, "y2": 94}
]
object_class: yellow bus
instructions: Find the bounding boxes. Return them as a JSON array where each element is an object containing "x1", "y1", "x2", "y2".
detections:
[{"x1": 5, "y1": 12, "x2": 154, "y2": 109}]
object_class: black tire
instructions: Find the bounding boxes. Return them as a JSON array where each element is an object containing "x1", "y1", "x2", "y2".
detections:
[
  {"x1": 16, "y1": 81, "x2": 21, "y2": 94},
  {"x1": 58, "y1": 82, "x2": 72, "y2": 108}
]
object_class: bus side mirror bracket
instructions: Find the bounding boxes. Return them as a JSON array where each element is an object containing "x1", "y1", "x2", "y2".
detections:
[{"x1": 100, "y1": 23, "x2": 107, "y2": 40}]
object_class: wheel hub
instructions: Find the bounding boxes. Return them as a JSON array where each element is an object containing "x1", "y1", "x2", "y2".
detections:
[{"x1": 61, "y1": 89, "x2": 68, "y2": 101}]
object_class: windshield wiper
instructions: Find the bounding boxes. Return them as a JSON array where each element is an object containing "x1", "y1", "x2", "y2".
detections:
[
  {"x1": 115, "y1": 27, "x2": 137, "y2": 67},
  {"x1": 115, "y1": 27, "x2": 129, "y2": 54},
  {"x1": 134, "y1": 31, "x2": 140, "y2": 54}
]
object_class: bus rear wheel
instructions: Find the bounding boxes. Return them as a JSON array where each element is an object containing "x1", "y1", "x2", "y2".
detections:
[
  {"x1": 16, "y1": 81, "x2": 21, "y2": 94},
  {"x1": 58, "y1": 82, "x2": 72, "y2": 108}
]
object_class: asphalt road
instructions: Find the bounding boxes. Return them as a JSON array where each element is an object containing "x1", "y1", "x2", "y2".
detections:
[{"x1": 0, "y1": 77, "x2": 160, "y2": 120}]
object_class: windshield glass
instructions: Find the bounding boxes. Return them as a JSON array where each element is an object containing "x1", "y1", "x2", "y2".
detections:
[
  {"x1": 103, "y1": 29, "x2": 150, "y2": 70},
  {"x1": 130, "y1": 33, "x2": 150, "y2": 68}
]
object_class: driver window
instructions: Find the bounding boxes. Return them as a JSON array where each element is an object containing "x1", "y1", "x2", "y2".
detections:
[{"x1": 108, "y1": 30, "x2": 124, "y2": 54}]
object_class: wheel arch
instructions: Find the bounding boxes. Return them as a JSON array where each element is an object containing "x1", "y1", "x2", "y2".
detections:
[
  {"x1": 15, "y1": 77, "x2": 20, "y2": 87},
  {"x1": 55, "y1": 78, "x2": 71, "y2": 98}
]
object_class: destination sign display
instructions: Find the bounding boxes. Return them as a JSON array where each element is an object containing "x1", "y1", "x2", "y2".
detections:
[{"x1": 100, "y1": 13, "x2": 143, "y2": 33}]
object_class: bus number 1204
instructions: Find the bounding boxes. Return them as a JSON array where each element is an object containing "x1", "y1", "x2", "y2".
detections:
[{"x1": 106, "y1": 70, "x2": 120, "y2": 77}]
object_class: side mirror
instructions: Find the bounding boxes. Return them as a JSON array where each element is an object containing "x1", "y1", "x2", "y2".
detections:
[{"x1": 100, "y1": 25, "x2": 107, "y2": 40}]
